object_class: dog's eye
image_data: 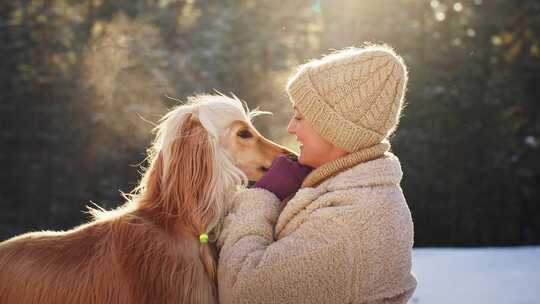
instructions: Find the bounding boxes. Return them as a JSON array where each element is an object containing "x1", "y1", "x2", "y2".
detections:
[{"x1": 237, "y1": 129, "x2": 253, "y2": 139}]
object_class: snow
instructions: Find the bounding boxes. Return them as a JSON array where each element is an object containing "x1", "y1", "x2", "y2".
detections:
[{"x1": 410, "y1": 246, "x2": 540, "y2": 304}]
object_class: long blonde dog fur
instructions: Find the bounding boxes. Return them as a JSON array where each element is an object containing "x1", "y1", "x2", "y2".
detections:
[{"x1": 0, "y1": 95, "x2": 289, "y2": 304}]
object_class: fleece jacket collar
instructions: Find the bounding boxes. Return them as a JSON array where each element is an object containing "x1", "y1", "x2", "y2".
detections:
[{"x1": 275, "y1": 152, "x2": 403, "y2": 239}]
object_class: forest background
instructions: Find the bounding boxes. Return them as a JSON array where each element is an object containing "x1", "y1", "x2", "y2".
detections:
[{"x1": 1, "y1": 0, "x2": 539, "y2": 246}]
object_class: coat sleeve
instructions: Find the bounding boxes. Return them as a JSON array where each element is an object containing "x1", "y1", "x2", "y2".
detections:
[{"x1": 217, "y1": 188, "x2": 356, "y2": 304}]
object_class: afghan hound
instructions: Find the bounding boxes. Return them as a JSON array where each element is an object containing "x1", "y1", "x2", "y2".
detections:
[{"x1": 0, "y1": 94, "x2": 291, "y2": 304}]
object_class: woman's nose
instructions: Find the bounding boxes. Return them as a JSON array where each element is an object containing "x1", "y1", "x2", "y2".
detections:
[{"x1": 287, "y1": 118, "x2": 296, "y2": 135}]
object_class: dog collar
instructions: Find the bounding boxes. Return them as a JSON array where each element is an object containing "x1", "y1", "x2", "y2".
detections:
[{"x1": 199, "y1": 233, "x2": 209, "y2": 244}]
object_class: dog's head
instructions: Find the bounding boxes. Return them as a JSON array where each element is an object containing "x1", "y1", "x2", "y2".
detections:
[
  {"x1": 221, "y1": 118, "x2": 294, "y2": 183},
  {"x1": 141, "y1": 94, "x2": 292, "y2": 232},
  {"x1": 156, "y1": 94, "x2": 292, "y2": 183}
]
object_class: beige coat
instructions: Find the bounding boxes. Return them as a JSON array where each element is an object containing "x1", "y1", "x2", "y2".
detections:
[{"x1": 217, "y1": 153, "x2": 417, "y2": 304}]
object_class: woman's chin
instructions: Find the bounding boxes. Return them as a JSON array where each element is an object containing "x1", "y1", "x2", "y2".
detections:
[
  {"x1": 298, "y1": 152, "x2": 322, "y2": 168},
  {"x1": 298, "y1": 154, "x2": 310, "y2": 167},
  {"x1": 298, "y1": 148, "x2": 317, "y2": 167}
]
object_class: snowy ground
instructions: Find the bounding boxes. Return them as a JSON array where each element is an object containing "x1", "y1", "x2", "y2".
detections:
[{"x1": 410, "y1": 246, "x2": 540, "y2": 304}]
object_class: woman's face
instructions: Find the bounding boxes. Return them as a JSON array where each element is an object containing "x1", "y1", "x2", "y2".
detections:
[{"x1": 287, "y1": 106, "x2": 347, "y2": 168}]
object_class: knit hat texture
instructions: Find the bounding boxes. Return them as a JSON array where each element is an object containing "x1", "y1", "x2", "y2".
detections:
[{"x1": 287, "y1": 45, "x2": 408, "y2": 152}]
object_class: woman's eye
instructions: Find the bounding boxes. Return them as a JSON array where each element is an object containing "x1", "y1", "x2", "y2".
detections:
[
  {"x1": 237, "y1": 129, "x2": 253, "y2": 139},
  {"x1": 294, "y1": 116, "x2": 302, "y2": 121}
]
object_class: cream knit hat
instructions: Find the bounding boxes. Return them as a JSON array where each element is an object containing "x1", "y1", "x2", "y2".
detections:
[{"x1": 287, "y1": 45, "x2": 408, "y2": 152}]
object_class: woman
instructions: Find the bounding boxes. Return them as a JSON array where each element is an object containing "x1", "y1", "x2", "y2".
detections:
[{"x1": 217, "y1": 45, "x2": 417, "y2": 304}]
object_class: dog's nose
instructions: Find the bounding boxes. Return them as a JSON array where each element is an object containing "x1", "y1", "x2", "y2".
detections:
[
  {"x1": 281, "y1": 149, "x2": 296, "y2": 157},
  {"x1": 285, "y1": 154, "x2": 298, "y2": 161},
  {"x1": 281, "y1": 149, "x2": 298, "y2": 161}
]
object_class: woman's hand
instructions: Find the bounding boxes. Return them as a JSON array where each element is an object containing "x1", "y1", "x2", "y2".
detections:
[{"x1": 253, "y1": 155, "x2": 312, "y2": 200}]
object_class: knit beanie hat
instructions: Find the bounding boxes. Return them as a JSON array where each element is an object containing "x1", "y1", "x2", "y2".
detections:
[{"x1": 287, "y1": 45, "x2": 408, "y2": 152}]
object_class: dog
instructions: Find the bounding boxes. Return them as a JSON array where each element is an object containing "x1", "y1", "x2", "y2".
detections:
[{"x1": 0, "y1": 94, "x2": 291, "y2": 304}]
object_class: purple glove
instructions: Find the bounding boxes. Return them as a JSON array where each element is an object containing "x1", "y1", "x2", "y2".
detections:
[{"x1": 254, "y1": 155, "x2": 313, "y2": 201}]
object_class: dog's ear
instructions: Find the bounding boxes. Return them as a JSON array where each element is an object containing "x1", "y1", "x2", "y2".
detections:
[
  {"x1": 139, "y1": 111, "x2": 219, "y2": 283},
  {"x1": 160, "y1": 114, "x2": 217, "y2": 230}
]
